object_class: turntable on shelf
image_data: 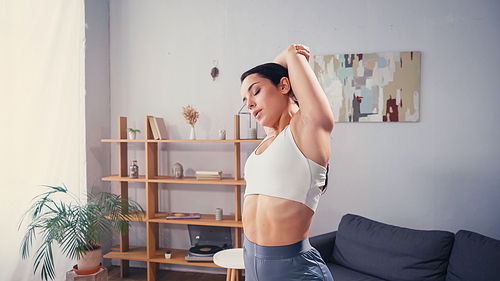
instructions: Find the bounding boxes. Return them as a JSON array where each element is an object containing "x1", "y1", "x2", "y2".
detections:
[
  {"x1": 189, "y1": 245, "x2": 222, "y2": 256},
  {"x1": 185, "y1": 245, "x2": 223, "y2": 261},
  {"x1": 185, "y1": 225, "x2": 233, "y2": 262}
]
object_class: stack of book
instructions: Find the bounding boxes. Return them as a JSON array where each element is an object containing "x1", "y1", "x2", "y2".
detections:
[{"x1": 196, "y1": 171, "x2": 222, "y2": 180}]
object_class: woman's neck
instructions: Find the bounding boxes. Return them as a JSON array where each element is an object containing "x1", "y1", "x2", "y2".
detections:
[{"x1": 264, "y1": 104, "x2": 298, "y2": 137}]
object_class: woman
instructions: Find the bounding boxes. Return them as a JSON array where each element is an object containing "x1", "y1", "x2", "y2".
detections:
[{"x1": 240, "y1": 44, "x2": 335, "y2": 281}]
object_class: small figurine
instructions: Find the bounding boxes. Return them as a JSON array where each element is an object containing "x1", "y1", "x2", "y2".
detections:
[
  {"x1": 219, "y1": 129, "x2": 226, "y2": 140},
  {"x1": 172, "y1": 162, "x2": 184, "y2": 179}
]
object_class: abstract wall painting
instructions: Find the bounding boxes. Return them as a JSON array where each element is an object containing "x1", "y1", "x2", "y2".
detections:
[{"x1": 313, "y1": 51, "x2": 420, "y2": 122}]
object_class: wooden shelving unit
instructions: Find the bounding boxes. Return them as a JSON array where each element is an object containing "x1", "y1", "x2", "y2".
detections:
[{"x1": 102, "y1": 115, "x2": 259, "y2": 281}]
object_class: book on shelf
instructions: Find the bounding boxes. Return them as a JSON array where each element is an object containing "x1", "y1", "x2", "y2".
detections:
[
  {"x1": 148, "y1": 117, "x2": 169, "y2": 140},
  {"x1": 155, "y1": 117, "x2": 169, "y2": 140},
  {"x1": 166, "y1": 212, "x2": 201, "y2": 220},
  {"x1": 196, "y1": 170, "x2": 222, "y2": 180},
  {"x1": 149, "y1": 117, "x2": 160, "y2": 140}
]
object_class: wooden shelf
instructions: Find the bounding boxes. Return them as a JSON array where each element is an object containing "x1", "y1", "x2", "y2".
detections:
[
  {"x1": 107, "y1": 246, "x2": 221, "y2": 268},
  {"x1": 102, "y1": 139, "x2": 261, "y2": 143},
  {"x1": 150, "y1": 176, "x2": 246, "y2": 185},
  {"x1": 150, "y1": 213, "x2": 242, "y2": 227},
  {"x1": 150, "y1": 248, "x2": 219, "y2": 267},
  {"x1": 107, "y1": 212, "x2": 241, "y2": 227},
  {"x1": 101, "y1": 139, "x2": 147, "y2": 143},
  {"x1": 103, "y1": 115, "x2": 248, "y2": 280},
  {"x1": 105, "y1": 245, "x2": 148, "y2": 261},
  {"x1": 102, "y1": 175, "x2": 147, "y2": 182},
  {"x1": 102, "y1": 175, "x2": 246, "y2": 185}
]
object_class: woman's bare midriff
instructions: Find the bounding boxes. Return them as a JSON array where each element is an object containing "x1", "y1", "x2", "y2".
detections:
[{"x1": 242, "y1": 194, "x2": 314, "y2": 246}]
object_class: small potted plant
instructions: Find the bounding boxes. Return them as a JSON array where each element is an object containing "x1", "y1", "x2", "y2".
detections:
[
  {"x1": 127, "y1": 128, "x2": 141, "y2": 140},
  {"x1": 165, "y1": 250, "x2": 172, "y2": 259},
  {"x1": 19, "y1": 184, "x2": 145, "y2": 281}
]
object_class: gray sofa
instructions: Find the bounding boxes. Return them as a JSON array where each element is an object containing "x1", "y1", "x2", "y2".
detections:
[{"x1": 310, "y1": 214, "x2": 500, "y2": 281}]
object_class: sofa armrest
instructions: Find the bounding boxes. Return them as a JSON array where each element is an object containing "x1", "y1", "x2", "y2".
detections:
[{"x1": 310, "y1": 231, "x2": 336, "y2": 262}]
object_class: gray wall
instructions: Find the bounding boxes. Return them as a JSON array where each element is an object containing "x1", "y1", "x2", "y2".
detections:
[
  {"x1": 108, "y1": 0, "x2": 500, "y2": 270},
  {"x1": 85, "y1": 0, "x2": 111, "y2": 267}
]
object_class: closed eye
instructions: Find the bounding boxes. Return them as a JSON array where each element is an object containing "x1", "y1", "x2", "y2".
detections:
[{"x1": 254, "y1": 89, "x2": 260, "y2": 95}]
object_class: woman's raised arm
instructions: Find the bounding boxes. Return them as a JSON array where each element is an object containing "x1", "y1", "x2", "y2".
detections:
[
  {"x1": 273, "y1": 44, "x2": 334, "y2": 132},
  {"x1": 274, "y1": 44, "x2": 334, "y2": 167}
]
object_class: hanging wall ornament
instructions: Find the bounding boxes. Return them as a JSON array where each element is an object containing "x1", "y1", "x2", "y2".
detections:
[{"x1": 211, "y1": 60, "x2": 219, "y2": 81}]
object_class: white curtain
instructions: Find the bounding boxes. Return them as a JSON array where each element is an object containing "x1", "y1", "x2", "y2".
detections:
[{"x1": 0, "y1": 0, "x2": 86, "y2": 280}]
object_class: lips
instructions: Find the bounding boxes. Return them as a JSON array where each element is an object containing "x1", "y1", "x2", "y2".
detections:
[{"x1": 253, "y1": 109, "x2": 262, "y2": 119}]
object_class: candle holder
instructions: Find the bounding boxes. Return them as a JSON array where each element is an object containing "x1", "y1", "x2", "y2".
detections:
[{"x1": 238, "y1": 104, "x2": 259, "y2": 139}]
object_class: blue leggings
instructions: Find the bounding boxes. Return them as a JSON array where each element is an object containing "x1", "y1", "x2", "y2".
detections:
[{"x1": 243, "y1": 235, "x2": 334, "y2": 281}]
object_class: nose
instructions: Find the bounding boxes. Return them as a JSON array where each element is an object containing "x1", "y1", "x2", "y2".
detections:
[{"x1": 246, "y1": 98, "x2": 255, "y2": 110}]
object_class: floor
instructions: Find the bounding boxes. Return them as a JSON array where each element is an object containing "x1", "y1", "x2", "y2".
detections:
[{"x1": 107, "y1": 266, "x2": 228, "y2": 281}]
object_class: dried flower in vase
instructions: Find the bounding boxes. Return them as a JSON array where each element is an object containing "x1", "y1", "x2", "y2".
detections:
[{"x1": 182, "y1": 105, "x2": 199, "y2": 127}]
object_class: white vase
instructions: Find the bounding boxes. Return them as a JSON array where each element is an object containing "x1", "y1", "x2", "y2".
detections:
[
  {"x1": 128, "y1": 132, "x2": 136, "y2": 140},
  {"x1": 189, "y1": 126, "x2": 196, "y2": 140}
]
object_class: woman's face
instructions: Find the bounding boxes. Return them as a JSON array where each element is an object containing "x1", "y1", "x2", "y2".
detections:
[{"x1": 240, "y1": 74, "x2": 288, "y2": 128}]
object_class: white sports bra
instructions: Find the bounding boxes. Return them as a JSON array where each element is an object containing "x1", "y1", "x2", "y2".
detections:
[{"x1": 244, "y1": 125, "x2": 328, "y2": 212}]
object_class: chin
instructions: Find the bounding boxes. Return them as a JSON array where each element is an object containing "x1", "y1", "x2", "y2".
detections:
[
  {"x1": 256, "y1": 119, "x2": 269, "y2": 127},
  {"x1": 253, "y1": 116, "x2": 265, "y2": 126}
]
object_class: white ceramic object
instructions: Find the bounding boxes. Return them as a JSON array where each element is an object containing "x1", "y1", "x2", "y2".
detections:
[
  {"x1": 219, "y1": 129, "x2": 226, "y2": 140},
  {"x1": 190, "y1": 126, "x2": 196, "y2": 140},
  {"x1": 215, "y1": 208, "x2": 223, "y2": 221},
  {"x1": 249, "y1": 128, "x2": 257, "y2": 139}
]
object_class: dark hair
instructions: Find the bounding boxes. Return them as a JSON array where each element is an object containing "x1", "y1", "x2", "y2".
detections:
[{"x1": 240, "y1": 63, "x2": 298, "y2": 106}]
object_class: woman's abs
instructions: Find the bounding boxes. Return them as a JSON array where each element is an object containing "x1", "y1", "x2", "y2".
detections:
[{"x1": 242, "y1": 194, "x2": 314, "y2": 246}]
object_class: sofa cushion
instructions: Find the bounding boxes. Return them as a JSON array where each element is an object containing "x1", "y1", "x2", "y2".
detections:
[
  {"x1": 309, "y1": 231, "x2": 337, "y2": 262},
  {"x1": 328, "y1": 263, "x2": 386, "y2": 281},
  {"x1": 446, "y1": 230, "x2": 500, "y2": 281},
  {"x1": 332, "y1": 214, "x2": 455, "y2": 281}
]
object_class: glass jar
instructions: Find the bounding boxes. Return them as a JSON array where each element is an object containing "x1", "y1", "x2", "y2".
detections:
[{"x1": 129, "y1": 160, "x2": 139, "y2": 179}]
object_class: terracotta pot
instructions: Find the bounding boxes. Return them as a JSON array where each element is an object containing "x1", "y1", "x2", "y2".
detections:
[
  {"x1": 77, "y1": 245, "x2": 102, "y2": 271},
  {"x1": 73, "y1": 263, "x2": 102, "y2": 275}
]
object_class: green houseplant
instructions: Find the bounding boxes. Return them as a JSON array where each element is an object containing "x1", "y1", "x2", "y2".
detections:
[
  {"x1": 19, "y1": 184, "x2": 145, "y2": 281},
  {"x1": 126, "y1": 128, "x2": 141, "y2": 140}
]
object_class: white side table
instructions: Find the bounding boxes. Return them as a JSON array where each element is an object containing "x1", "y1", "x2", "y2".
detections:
[{"x1": 213, "y1": 248, "x2": 244, "y2": 281}]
